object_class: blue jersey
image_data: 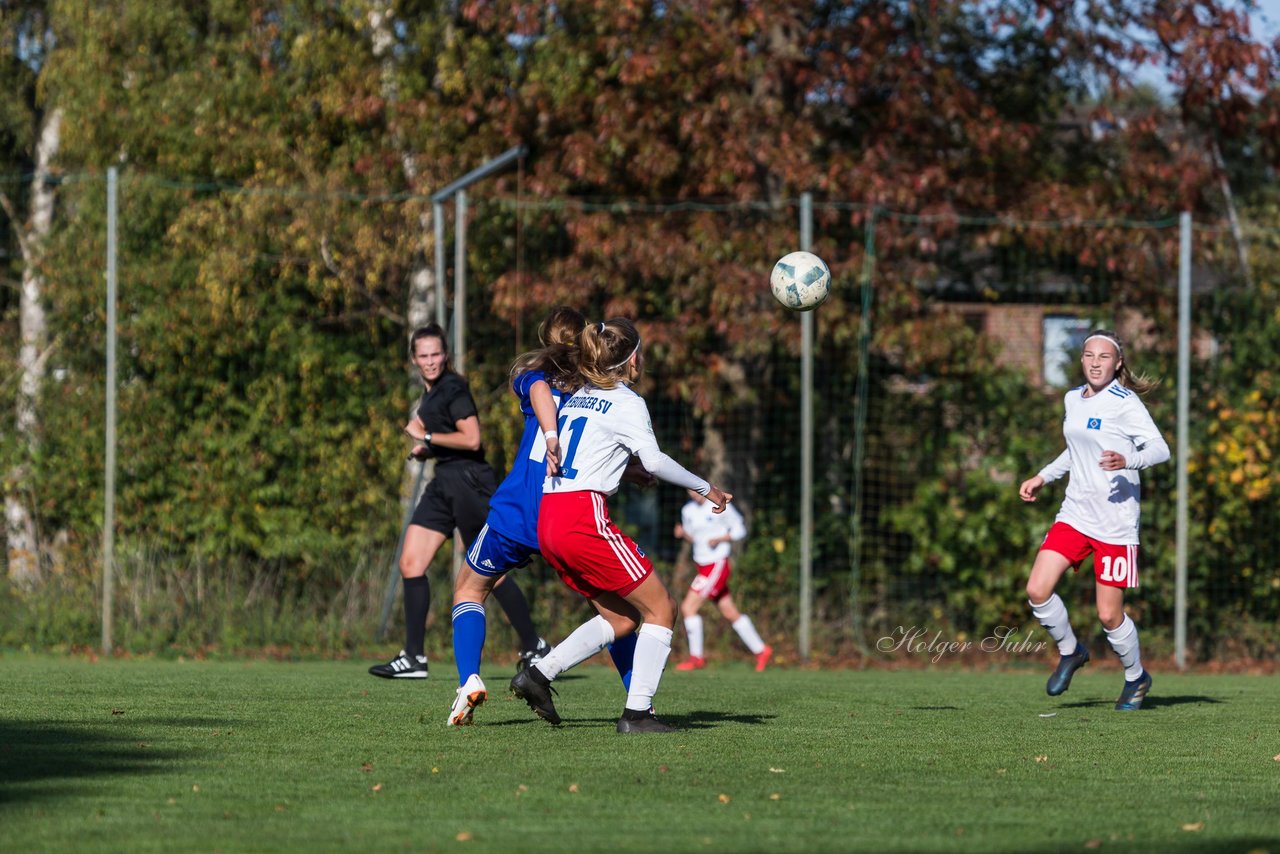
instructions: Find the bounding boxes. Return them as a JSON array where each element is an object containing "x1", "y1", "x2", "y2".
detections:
[{"x1": 483, "y1": 371, "x2": 562, "y2": 550}]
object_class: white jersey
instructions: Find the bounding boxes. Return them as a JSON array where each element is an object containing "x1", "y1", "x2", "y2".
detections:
[
  {"x1": 681, "y1": 499, "x2": 747, "y2": 565},
  {"x1": 543, "y1": 383, "x2": 710, "y2": 497},
  {"x1": 1037, "y1": 380, "x2": 1169, "y2": 544}
]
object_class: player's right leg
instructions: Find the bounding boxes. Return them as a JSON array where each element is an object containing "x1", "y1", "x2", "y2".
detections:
[
  {"x1": 1026, "y1": 531, "x2": 1087, "y2": 695},
  {"x1": 369, "y1": 524, "x2": 446, "y2": 679},
  {"x1": 676, "y1": 587, "x2": 708, "y2": 670}
]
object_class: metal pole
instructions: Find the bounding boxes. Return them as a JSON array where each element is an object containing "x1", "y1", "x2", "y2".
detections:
[
  {"x1": 102, "y1": 168, "x2": 118, "y2": 655},
  {"x1": 455, "y1": 189, "x2": 467, "y2": 374},
  {"x1": 799, "y1": 193, "x2": 813, "y2": 660},
  {"x1": 430, "y1": 145, "x2": 527, "y2": 203},
  {"x1": 850, "y1": 209, "x2": 875, "y2": 651},
  {"x1": 433, "y1": 200, "x2": 446, "y2": 329},
  {"x1": 1175, "y1": 212, "x2": 1191, "y2": 669}
]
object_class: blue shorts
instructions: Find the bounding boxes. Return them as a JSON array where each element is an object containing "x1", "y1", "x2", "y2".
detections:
[{"x1": 465, "y1": 523, "x2": 537, "y2": 577}]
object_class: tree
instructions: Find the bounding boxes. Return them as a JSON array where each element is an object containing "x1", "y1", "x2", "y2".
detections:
[{"x1": 0, "y1": 0, "x2": 57, "y2": 588}]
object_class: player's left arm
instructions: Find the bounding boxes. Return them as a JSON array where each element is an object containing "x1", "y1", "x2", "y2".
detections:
[
  {"x1": 427, "y1": 415, "x2": 482, "y2": 451},
  {"x1": 526, "y1": 378, "x2": 562, "y2": 475},
  {"x1": 1102, "y1": 397, "x2": 1170, "y2": 471},
  {"x1": 619, "y1": 398, "x2": 713, "y2": 496}
]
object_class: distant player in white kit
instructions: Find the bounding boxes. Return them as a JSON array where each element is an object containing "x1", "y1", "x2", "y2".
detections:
[
  {"x1": 1019, "y1": 329, "x2": 1169, "y2": 711},
  {"x1": 672, "y1": 489, "x2": 772, "y2": 672},
  {"x1": 509, "y1": 317, "x2": 732, "y2": 733}
]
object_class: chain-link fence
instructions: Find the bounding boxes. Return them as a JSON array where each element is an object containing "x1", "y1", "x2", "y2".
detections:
[{"x1": 3, "y1": 172, "x2": 1276, "y2": 663}]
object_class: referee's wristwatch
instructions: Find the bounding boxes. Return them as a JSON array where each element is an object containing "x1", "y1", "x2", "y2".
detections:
[{"x1": 424, "y1": 432, "x2": 432, "y2": 445}]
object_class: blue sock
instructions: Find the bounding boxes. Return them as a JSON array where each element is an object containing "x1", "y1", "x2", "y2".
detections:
[
  {"x1": 451, "y1": 602, "x2": 486, "y2": 686},
  {"x1": 608, "y1": 631, "x2": 638, "y2": 692}
]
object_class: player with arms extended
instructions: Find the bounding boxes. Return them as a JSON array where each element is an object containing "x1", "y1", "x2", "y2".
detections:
[
  {"x1": 672, "y1": 489, "x2": 772, "y2": 672},
  {"x1": 510, "y1": 318, "x2": 732, "y2": 733},
  {"x1": 1019, "y1": 329, "x2": 1169, "y2": 711}
]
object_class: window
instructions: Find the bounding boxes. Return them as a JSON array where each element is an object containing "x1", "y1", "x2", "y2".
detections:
[{"x1": 1042, "y1": 316, "x2": 1092, "y2": 386}]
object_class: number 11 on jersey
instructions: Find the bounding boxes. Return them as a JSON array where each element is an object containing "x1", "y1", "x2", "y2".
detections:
[{"x1": 556, "y1": 414, "x2": 587, "y2": 479}]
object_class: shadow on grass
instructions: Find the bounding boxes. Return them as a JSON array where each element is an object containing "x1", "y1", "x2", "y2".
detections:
[
  {"x1": 0, "y1": 718, "x2": 212, "y2": 806},
  {"x1": 1058, "y1": 695, "x2": 1224, "y2": 710},
  {"x1": 483, "y1": 709, "x2": 775, "y2": 730}
]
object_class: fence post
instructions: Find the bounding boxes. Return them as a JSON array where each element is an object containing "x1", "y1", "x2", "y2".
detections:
[
  {"x1": 799, "y1": 192, "x2": 813, "y2": 660},
  {"x1": 850, "y1": 208, "x2": 875, "y2": 652},
  {"x1": 102, "y1": 167, "x2": 118, "y2": 655},
  {"x1": 1175, "y1": 211, "x2": 1191, "y2": 669},
  {"x1": 433, "y1": 200, "x2": 446, "y2": 328}
]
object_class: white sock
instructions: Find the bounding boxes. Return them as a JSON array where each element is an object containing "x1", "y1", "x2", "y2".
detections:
[
  {"x1": 1029, "y1": 594, "x2": 1079, "y2": 656},
  {"x1": 683, "y1": 615, "x2": 704, "y2": 658},
  {"x1": 625, "y1": 624, "x2": 673, "y2": 713},
  {"x1": 731, "y1": 615, "x2": 765, "y2": 654},
  {"x1": 535, "y1": 615, "x2": 615, "y2": 681},
  {"x1": 1105, "y1": 615, "x2": 1144, "y2": 682}
]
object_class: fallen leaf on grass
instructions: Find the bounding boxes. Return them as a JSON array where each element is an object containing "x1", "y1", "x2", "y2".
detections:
[
  {"x1": 1084, "y1": 839, "x2": 1102, "y2": 849},
  {"x1": 1274, "y1": 754, "x2": 1280, "y2": 762},
  {"x1": 568, "y1": 784, "x2": 579, "y2": 793},
  {"x1": 515, "y1": 784, "x2": 528, "y2": 796},
  {"x1": 1180, "y1": 822, "x2": 1204, "y2": 832},
  {"x1": 191, "y1": 785, "x2": 200, "y2": 793},
  {"x1": 769, "y1": 793, "x2": 781, "y2": 801},
  {"x1": 111, "y1": 709, "x2": 125, "y2": 716},
  {"x1": 658, "y1": 765, "x2": 669, "y2": 773},
  {"x1": 996, "y1": 768, "x2": 1007, "y2": 775},
  {"x1": 372, "y1": 783, "x2": 382, "y2": 793},
  {"x1": 274, "y1": 804, "x2": 287, "y2": 813},
  {"x1": 456, "y1": 831, "x2": 472, "y2": 842},
  {"x1": 1034, "y1": 755, "x2": 1048, "y2": 763},
  {"x1": 361, "y1": 763, "x2": 373, "y2": 773},
  {"x1": 432, "y1": 767, "x2": 439, "y2": 774},
  {"x1": 719, "y1": 794, "x2": 731, "y2": 804},
  {"x1": 769, "y1": 768, "x2": 785, "y2": 773}
]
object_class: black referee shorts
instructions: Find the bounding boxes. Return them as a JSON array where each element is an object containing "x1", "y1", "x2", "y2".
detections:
[{"x1": 409, "y1": 461, "x2": 498, "y2": 548}]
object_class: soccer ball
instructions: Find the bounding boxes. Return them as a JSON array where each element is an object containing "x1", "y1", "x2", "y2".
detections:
[{"x1": 770, "y1": 251, "x2": 831, "y2": 311}]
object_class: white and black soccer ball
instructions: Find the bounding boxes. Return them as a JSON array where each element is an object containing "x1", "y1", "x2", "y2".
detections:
[{"x1": 770, "y1": 251, "x2": 831, "y2": 311}]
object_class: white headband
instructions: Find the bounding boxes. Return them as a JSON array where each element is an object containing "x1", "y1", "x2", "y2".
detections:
[
  {"x1": 1083, "y1": 333, "x2": 1122, "y2": 355},
  {"x1": 608, "y1": 340, "x2": 641, "y2": 371}
]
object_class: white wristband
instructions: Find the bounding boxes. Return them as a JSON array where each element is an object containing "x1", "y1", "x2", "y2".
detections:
[{"x1": 543, "y1": 430, "x2": 558, "y2": 440}]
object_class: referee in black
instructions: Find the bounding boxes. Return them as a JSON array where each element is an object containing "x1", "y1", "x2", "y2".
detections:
[{"x1": 370, "y1": 322, "x2": 546, "y2": 679}]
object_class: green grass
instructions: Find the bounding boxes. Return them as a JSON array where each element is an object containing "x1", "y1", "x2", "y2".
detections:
[{"x1": 1, "y1": 653, "x2": 1278, "y2": 853}]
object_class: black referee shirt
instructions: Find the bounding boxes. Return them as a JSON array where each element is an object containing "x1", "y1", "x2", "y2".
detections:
[{"x1": 416, "y1": 372, "x2": 486, "y2": 466}]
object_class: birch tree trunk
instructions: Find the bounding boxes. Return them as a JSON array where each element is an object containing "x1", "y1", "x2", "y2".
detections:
[
  {"x1": 4, "y1": 106, "x2": 61, "y2": 589},
  {"x1": 367, "y1": 6, "x2": 437, "y2": 504}
]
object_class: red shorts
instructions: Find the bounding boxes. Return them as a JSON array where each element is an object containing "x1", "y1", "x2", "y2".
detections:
[
  {"x1": 689, "y1": 559, "x2": 732, "y2": 601},
  {"x1": 1040, "y1": 521, "x2": 1140, "y2": 589},
  {"x1": 537, "y1": 491, "x2": 654, "y2": 598}
]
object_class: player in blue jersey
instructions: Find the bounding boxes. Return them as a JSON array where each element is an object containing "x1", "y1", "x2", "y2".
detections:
[
  {"x1": 1019, "y1": 330, "x2": 1169, "y2": 711},
  {"x1": 447, "y1": 307, "x2": 640, "y2": 725},
  {"x1": 368, "y1": 323, "x2": 546, "y2": 682}
]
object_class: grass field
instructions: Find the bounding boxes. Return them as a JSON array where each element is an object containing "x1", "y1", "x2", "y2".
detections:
[{"x1": 2, "y1": 653, "x2": 1278, "y2": 853}]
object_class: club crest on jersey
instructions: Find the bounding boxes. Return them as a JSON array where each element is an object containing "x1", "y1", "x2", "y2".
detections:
[
  {"x1": 1087, "y1": 418, "x2": 1102, "y2": 430},
  {"x1": 635, "y1": 544, "x2": 646, "y2": 558}
]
